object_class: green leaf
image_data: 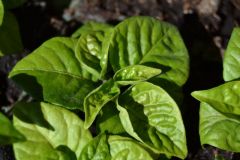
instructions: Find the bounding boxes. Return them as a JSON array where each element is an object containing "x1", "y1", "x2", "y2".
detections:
[
  {"x1": 199, "y1": 102, "x2": 240, "y2": 152},
  {"x1": 0, "y1": 112, "x2": 25, "y2": 145},
  {"x1": 9, "y1": 37, "x2": 98, "y2": 110},
  {"x1": 0, "y1": 0, "x2": 3, "y2": 26},
  {"x1": 13, "y1": 101, "x2": 53, "y2": 130},
  {"x1": 75, "y1": 31, "x2": 104, "y2": 78},
  {"x1": 56, "y1": 145, "x2": 77, "y2": 160},
  {"x1": 0, "y1": 12, "x2": 23, "y2": 56},
  {"x1": 2, "y1": 0, "x2": 27, "y2": 9},
  {"x1": 108, "y1": 136, "x2": 154, "y2": 160},
  {"x1": 79, "y1": 133, "x2": 111, "y2": 160},
  {"x1": 84, "y1": 79, "x2": 120, "y2": 129},
  {"x1": 149, "y1": 78, "x2": 183, "y2": 106},
  {"x1": 96, "y1": 102, "x2": 125, "y2": 135},
  {"x1": 72, "y1": 21, "x2": 112, "y2": 38},
  {"x1": 223, "y1": 28, "x2": 240, "y2": 81},
  {"x1": 101, "y1": 16, "x2": 189, "y2": 87},
  {"x1": 13, "y1": 102, "x2": 92, "y2": 160},
  {"x1": 117, "y1": 82, "x2": 187, "y2": 159},
  {"x1": 80, "y1": 134, "x2": 156, "y2": 160},
  {"x1": 191, "y1": 81, "x2": 240, "y2": 115},
  {"x1": 113, "y1": 65, "x2": 161, "y2": 85}
]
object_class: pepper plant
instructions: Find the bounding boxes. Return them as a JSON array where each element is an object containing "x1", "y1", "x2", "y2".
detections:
[
  {"x1": 192, "y1": 28, "x2": 240, "y2": 153},
  {"x1": 0, "y1": 16, "x2": 190, "y2": 159}
]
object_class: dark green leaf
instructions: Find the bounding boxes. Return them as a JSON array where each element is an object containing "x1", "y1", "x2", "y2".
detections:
[
  {"x1": 0, "y1": 112, "x2": 25, "y2": 145},
  {"x1": 79, "y1": 133, "x2": 111, "y2": 160},
  {"x1": 96, "y1": 102, "x2": 125, "y2": 135},
  {"x1": 0, "y1": 12, "x2": 23, "y2": 56},
  {"x1": 13, "y1": 102, "x2": 92, "y2": 160},
  {"x1": 72, "y1": 21, "x2": 112, "y2": 38},
  {"x1": 84, "y1": 79, "x2": 120, "y2": 129},
  {"x1": 9, "y1": 37, "x2": 98, "y2": 110},
  {"x1": 13, "y1": 102, "x2": 53, "y2": 130},
  {"x1": 117, "y1": 82, "x2": 187, "y2": 159},
  {"x1": 191, "y1": 81, "x2": 240, "y2": 115},
  {"x1": 113, "y1": 65, "x2": 161, "y2": 85},
  {"x1": 199, "y1": 102, "x2": 240, "y2": 152},
  {"x1": 223, "y1": 28, "x2": 240, "y2": 81},
  {"x1": 101, "y1": 16, "x2": 189, "y2": 87},
  {"x1": 56, "y1": 145, "x2": 77, "y2": 160}
]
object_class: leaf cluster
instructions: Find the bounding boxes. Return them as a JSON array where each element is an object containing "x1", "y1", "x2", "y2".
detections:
[{"x1": 0, "y1": 16, "x2": 190, "y2": 160}]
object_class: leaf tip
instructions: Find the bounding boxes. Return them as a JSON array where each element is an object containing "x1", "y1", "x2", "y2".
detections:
[
  {"x1": 8, "y1": 70, "x2": 15, "y2": 78},
  {"x1": 191, "y1": 91, "x2": 202, "y2": 100}
]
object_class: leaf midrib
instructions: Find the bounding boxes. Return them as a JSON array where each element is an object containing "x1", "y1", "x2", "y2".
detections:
[{"x1": 139, "y1": 27, "x2": 171, "y2": 64}]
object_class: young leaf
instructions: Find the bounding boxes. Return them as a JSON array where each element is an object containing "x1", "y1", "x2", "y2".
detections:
[
  {"x1": 101, "y1": 16, "x2": 189, "y2": 87},
  {"x1": 117, "y1": 82, "x2": 187, "y2": 159},
  {"x1": 0, "y1": 12, "x2": 23, "y2": 56},
  {"x1": 9, "y1": 37, "x2": 98, "y2": 110},
  {"x1": 0, "y1": 0, "x2": 3, "y2": 26},
  {"x1": 223, "y1": 28, "x2": 240, "y2": 81},
  {"x1": 72, "y1": 21, "x2": 112, "y2": 38},
  {"x1": 108, "y1": 136, "x2": 154, "y2": 160},
  {"x1": 191, "y1": 81, "x2": 240, "y2": 115},
  {"x1": 96, "y1": 102, "x2": 125, "y2": 135},
  {"x1": 113, "y1": 65, "x2": 161, "y2": 85},
  {"x1": 84, "y1": 79, "x2": 120, "y2": 129},
  {"x1": 75, "y1": 31, "x2": 104, "y2": 78},
  {"x1": 0, "y1": 112, "x2": 25, "y2": 145},
  {"x1": 79, "y1": 133, "x2": 111, "y2": 160},
  {"x1": 13, "y1": 102, "x2": 92, "y2": 160},
  {"x1": 199, "y1": 102, "x2": 240, "y2": 152}
]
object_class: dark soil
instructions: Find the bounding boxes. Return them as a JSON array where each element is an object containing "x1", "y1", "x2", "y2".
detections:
[{"x1": 1, "y1": 0, "x2": 240, "y2": 159}]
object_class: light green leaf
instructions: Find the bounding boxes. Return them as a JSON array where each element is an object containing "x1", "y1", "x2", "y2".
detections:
[
  {"x1": 113, "y1": 65, "x2": 161, "y2": 85},
  {"x1": 101, "y1": 16, "x2": 189, "y2": 87},
  {"x1": 191, "y1": 81, "x2": 240, "y2": 115},
  {"x1": 223, "y1": 28, "x2": 240, "y2": 81},
  {"x1": 0, "y1": 0, "x2": 3, "y2": 26},
  {"x1": 9, "y1": 37, "x2": 98, "y2": 110},
  {"x1": 79, "y1": 133, "x2": 111, "y2": 160},
  {"x1": 13, "y1": 102, "x2": 92, "y2": 160},
  {"x1": 72, "y1": 21, "x2": 112, "y2": 38},
  {"x1": 84, "y1": 79, "x2": 120, "y2": 129},
  {"x1": 2, "y1": 0, "x2": 27, "y2": 9},
  {"x1": 80, "y1": 134, "x2": 155, "y2": 160},
  {"x1": 199, "y1": 102, "x2": 240, "y2": 152},
  {"x1": 117, "y1": 82, "x2": 187, "y2": 159},
  {"x1": 108, "y1": 136, "x2": 154, "y2": 160},
  {"x1": 75, "y1": 31, "x2": 104, "y2": 78},
  {"x1": 0, "y1": 12, "x2": 23, "y2": 56},
  {"x1": 96, "y1": 102, "x2": 125, "y2": 135},
  {"x1": 0, "y1": 112, "x2": 25, "y2": 145}
]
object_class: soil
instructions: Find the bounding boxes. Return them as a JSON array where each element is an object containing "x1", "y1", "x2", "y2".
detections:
[{"x1": 1, "y1": 0, "x2": 240, "y2": 159}]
